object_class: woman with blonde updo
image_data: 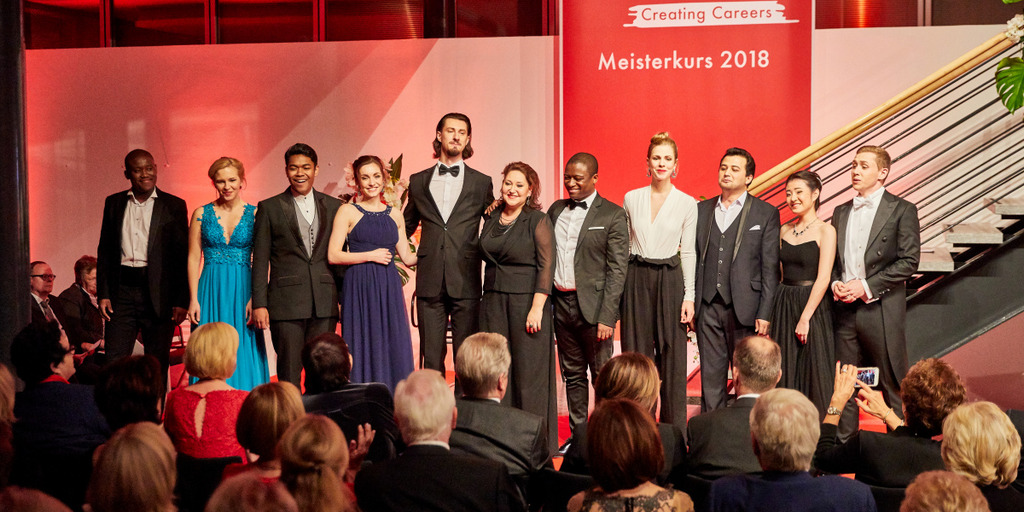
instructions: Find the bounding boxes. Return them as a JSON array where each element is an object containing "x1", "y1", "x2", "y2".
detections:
[
  {"x1": 942, "y1": 401, "x2": 1024, "y2": 512},
  {"x1": 278, "y1": 414, "x2": 356, "y2": 512},
  {"x1": 620, "y1": 132, "x2": 698, "y2": 428},
  {"x1": 86, "y1": 422, "x2": 177, "y2": 512}
]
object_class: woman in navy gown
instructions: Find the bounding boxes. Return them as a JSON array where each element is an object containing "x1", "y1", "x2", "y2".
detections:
[
  {"x1": 768, "y1": 170, "x2": 836, "y2": 418},
  {"x1": 328, "y1": 155, "x2": 417, "y2": 391},
  {"x1": 187, "y1": 157, "x2": 268, "y2": 391}
]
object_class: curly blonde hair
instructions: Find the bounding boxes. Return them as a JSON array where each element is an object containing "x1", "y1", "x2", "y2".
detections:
[{"x1": 942, "y1": 401, "x2": 1021, "y2": 487}]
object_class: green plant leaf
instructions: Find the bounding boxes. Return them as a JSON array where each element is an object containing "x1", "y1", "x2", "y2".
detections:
[
  {"x1": 390, "y1": 154, "x2": 403, "y2": 182},
  {"x1": 1003, "y1": 0, "x2": 1023, "y2": 4},
  {"x1": 996, "y1": 57, "x2": 1024, "y2": 114}
]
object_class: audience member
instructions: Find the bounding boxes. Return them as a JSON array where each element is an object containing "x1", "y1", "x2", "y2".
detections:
[
  {"x1": 688, "y1": 335, "x2": 781, "y2": 478},
  {"x1": 10, "y1": 322, "x2": 110, "y2": 510},
  {"x1": 815, "y1": 358, "x2": 966, "y2": 487},
  {"x1": 0, "y1": 363, "x2": 14, "y2": 488},
  {"x1": 354, "y1": 369, "x2": 523, "y2": 512},
  {"x1": 900, "y1": 470, "x2": 990, "y2": 512},
  {"x1": 86, "y1": 422, "x2": 177, "y2": 512},
  {"x1": 708, "y1": 388, "x2": 876, "y2": 512},
  {"x1": 278, "y1": 414, "x2": 356, "y2": 512},
  {"x1": 1007, "y1": 409, "x2": 1024, "y2": 494},
  {"x1": 94, "y1": 354, "x2": 164, "y2": 431},
  {"x1": 224, "y1": 381, "x2": 305, "y2": 482},
  {"x1": 941, "y1": 401, "x2": 1024, "y2": 512},
  {"x1": 206, "y1": 472, "x2": 298, "y2": 512},
  {"x1": 450, "y1": 332, "x2": 553, "y2": 505},
  {"x1": 58, "y1": 255, "x2": 106, "y2": 372},
  {"x1": 0, "y1": 486, "x2": 73, "y2": 512},
  {"x1": 28, "y1": 261, "x2": 70, "y2": 331},
  {"x1": 562, "y1": 352, "x2": 686, "y2": 488},
  {"x1": 301, "y1": 333, "x2": 401, "y2": 462},
  {"x1": 163, "y1": 322, "x2": 248, "y2": 459},
  {"x1": 567, "y1": 398, "x2": 694, "y2": 512}
]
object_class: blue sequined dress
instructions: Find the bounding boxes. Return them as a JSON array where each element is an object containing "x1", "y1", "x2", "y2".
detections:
[
  {"x1": 342, "y1": 204, "x2": 413, "y2": 391},
  {"x1": 195, "y1": 203, "x2": 269, "y2": 390}
]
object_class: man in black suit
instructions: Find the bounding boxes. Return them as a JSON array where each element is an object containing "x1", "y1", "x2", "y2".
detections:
[
  {"x1": 404, "y1": 113, "x2": 494, "y2": 381},
  {"x1": 28, "y1": 261, "x2": 71, "y2": 331},
  {"x1": 58, "y1": 256, "x2": 104, "y2": 356},
  {"x1": 354, "y1": 369, "x2": 524, "y2": 512},
  {"x1": 547, "y1": 152, "x2": 629, "y2": 441},
  {"x1": 695, "y1": 147, "x2": 780, "y2": 412},
  {"x1": 687, "y1": 335, "x2": 781, "y2": 478},
  {"x1": 97, "y1": 149, "x2": 188, "y2": 379},
  {"x1": 830, "y1": 145, "x2": 920, "y2": 439},
  {"x1": 252, "y1": 143, "x2": 343, "y2": 386},
  {"x1": 450, "y1": 332, "x2": 552, "y2": 505}
]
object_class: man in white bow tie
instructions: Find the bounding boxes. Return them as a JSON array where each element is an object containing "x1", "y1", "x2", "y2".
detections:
[
  {"x1": 829, "y1": 145, "x2": 920, "y2": 440},
  {"x1": 694, "y1": 148, "x2": 780, "y2": 412}
]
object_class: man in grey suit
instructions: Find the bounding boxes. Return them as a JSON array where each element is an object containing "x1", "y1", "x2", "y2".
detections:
[
  {"x1": 251, "y1": 143, "x2": 342, "y2": 386},
  {"x1": 831, "y1": 145, "x2": 920, "y2": 439},
  {"x1": 404, "y1": 113, "x2": 494, "y2": 381},
  {"x1": 695, "y1": 147, "x2": 780, "y2": 412},
  {"x1": 687, "y1": 335, "x2": 781, "y2": 479},
  {"x1": 450, "y1": 332, "x2": 552, "y2": 507},
  {"x1": 547, "y1": 152, "x2": 629, "y2": 443}
]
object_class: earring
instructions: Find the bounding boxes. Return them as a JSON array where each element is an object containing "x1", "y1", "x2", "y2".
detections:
[
  {"x1": 672, "y1": 170, "x2": 678, "y2": 178},
  {"x1": 646, "y1": 169, "x2": 651, "y2": 177}
]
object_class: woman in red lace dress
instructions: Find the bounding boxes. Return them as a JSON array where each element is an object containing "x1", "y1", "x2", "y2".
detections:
[{"x1": 164, "y1": 322, "x2": 248, "y2": 459}]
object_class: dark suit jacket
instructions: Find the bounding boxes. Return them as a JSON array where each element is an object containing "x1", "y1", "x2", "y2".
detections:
[
  {"x1": 355, "y1": 443, "x2": 524, "y2": 512},
  {"x1": 57, "y1": 285, "x2": 104, "y2": 350},
  {"x1": 561, "y1": 421, "x2": 686, "y2": 489},
  {"x1": 403, "y1": 165, "x2": 494, "y2": 299},
  {"x1": 480, "y1": 208, "x2": 554, "y2": 295},
  {"x1": 831, "y1": 191, "x2": 920, "y2": 377},
  {"x1": 687, "y1": 396, "x2": 761, "y2": 478},
  {"x1": 29, "y1": 295, "x2": 72, "y2": 335},
  {"x1": 1008, "y1": 409, "x2": 1024, "y2": 494},
  {"x1": 450, "y1": 398, "x2": 553, "y2": 502},
  {"x1": 814, "y1": 423, "x2": 943, "y2": 487},
  {"x1": 695, "y1": 195, "x2": 780, "y2": 326},
  {"x1": 709, "y1": 471, "x2": 876, "y2": 512},
  {"x1": 251, "y1": 188, "x2": 342, "y2": 320},
  {"x1": 96, "y1": 188, "x2": 189, "y2": 317},
  {"x1": 302, "y1": 382, "x2": 402, "y2": 462},
  {"x1": 547, "y1": 194, "x2": 630, "y2": 326}
]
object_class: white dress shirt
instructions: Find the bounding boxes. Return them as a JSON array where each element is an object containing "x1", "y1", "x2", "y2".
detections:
[
  {"x1": 32, "y1": 292, "x2": 65, "y2": 332},
  {"x1": 623, "y1": 186, "x2": 698, "y2": 301},
  {"x1": 429, "y1": 160, "x2": 465, "y2": 223},
  {"x1": 842, "y1": 186, "x2": 886, "y2": 301},
  {"x1": 120, "y1": 189, "x2": 157, "y2": 267},
  {"x1": 715, "y1": 191, "x2": 748, "y2": 233},
  {"x1": 553, "y1": 190, "x2": 597, "y2": 291}
]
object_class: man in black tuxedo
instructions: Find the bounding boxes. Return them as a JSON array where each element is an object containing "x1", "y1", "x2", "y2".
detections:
[
  {"x1": 404, "y1": 113, "x2": 494, "y2": 380},
  {"x1": 687, "y1": 335, "x2": 781, "y2": 478},
  {"x1": 830, "y1": 146, "x2": 920, "y2": 439},
  {"x1": 547, "y1": 152, "x2": 629, "y2": 440},
  {"x1": 695, "y1": 147, "x2": 780, "y2": 412},
  {"x1": 97, "y1": 149, "x2": 188, "y2": 379},
  {"x1": 252, "y1": 143, "x2": 342, "y2": 386},
  {"x1": 450, "y1": 332, "x2": 552, "y2": 505},
  {"x1": 354, "y1": 369, "x2": 524, "y2": 512}
]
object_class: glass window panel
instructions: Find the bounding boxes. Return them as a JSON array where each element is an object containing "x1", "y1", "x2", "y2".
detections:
[
  {"x1": 816, "y1": 0, "x2": 918, "y2": 29},
  {"x1": 25, "y1": 0, "x2": 102, "y2": 49},
  {"x1": 932, "y1": 0, "x2": 1022, "y2": 27},
  {"x1": 218, "y1": 0, "x2": 315, "y2": 44},
  {"x1": 456, "y1": 0, "x2": 542, "y2": 37},
  {"x1": 325, "y1": 0, "x2": 423, "y2": 41},
  {"x1": 112, "y1": 0, "x2": 205, "y2": 46}
]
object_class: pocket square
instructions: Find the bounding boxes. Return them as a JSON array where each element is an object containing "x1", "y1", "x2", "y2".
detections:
[
  {"x1": 749, "y1": 225, "x2": 761, "y2": 231},
  {"x1": 588, "y1": 226, "x2": 605, "y2": 230}
]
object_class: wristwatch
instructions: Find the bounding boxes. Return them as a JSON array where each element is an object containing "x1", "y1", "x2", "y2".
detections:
[{"x1": 826, "y1": 406, "x2": 842, "y2": 416}]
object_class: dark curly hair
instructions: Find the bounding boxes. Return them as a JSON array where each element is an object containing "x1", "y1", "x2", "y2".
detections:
[
  {"x1": 501, "y1": 162, "x2": 542, "y2": 211},
  {"x1": 901, "y1": 358, "x2": 966, "y2": 436}
]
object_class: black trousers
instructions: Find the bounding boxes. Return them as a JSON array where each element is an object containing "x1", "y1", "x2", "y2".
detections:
[
  {"x1": 270, "y1": 316, "x2": 337, "y2": 387},
  {"x1": 416, "y1": 291, "x2": 479, "y2": 382},
  {"x1": 105, "y1": 280, "x2": 175, "y2": 380},
  {"x1": 696, "y1": 296, "x2": 754, "y2": 412},
  {"x1": 553, "y1": 290, "x2": 612, "y2": 437}
]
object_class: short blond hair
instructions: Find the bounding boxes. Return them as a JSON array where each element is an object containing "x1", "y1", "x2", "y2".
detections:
[
  {"x1": 394, "y1": 369, "x2": 455, "y2": 444},
  {"x1": 942, "y1": 401, "x2": 1021, "y2": 487},
  {"x1": 900, "y1": 470, "x2": 989, "y2": 512},
  {"x1": 87, "y1": 422, "x2": 176, "y2": 512},
  {"x1": 185, "y1": 322, "x2": 239, "y2": 380},
  {"x1": 595, "y1": 353, "x2": 660, "y2": 417},
  {"x1": 455, "y1": 332, "x2": 510, "y2": 398},
  {"x1": 750, "y1": 388, "x2": 819, "y2": 472}
]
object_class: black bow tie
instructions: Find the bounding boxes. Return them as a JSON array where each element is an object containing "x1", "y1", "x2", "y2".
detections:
[
  {"x1": 568, "y1": 199, "x2": 588, "y2": 210},
  {"x1": 438, "y1": 164, "x2": 460, "y2": 177}
]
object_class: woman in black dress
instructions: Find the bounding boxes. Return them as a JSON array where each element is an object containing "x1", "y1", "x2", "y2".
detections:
[
  {"x1": 768, "y1": 170, "x2": 836, "y2": 418},
  {"x1": 479, "y1": 161, "x2": 557, "y2": 452}
]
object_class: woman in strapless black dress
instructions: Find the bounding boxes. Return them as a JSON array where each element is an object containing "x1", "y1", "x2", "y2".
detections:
[{"x1": 769, "y1": 171, "x2": 837, "y2": 419}]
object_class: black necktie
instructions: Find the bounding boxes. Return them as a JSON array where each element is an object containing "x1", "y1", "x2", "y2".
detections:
[
  {"x1": 438, "y1": 164, "x2": 460, "y2": 177},
  {"x1": 568, "y1": 199, "x2": 588, "y2": 210}
]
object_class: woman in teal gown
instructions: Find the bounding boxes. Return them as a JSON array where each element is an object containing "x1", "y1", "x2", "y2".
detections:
[{"x1": 187, "y1": 157, "x2": 269, "y2": 390}]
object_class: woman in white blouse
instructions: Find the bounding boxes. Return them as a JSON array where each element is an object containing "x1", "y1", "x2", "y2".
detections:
[{"x1": 620, "y1": 132, "x2": 698, "y2": 427}]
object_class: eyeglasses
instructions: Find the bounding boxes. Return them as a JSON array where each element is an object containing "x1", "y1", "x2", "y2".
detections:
[{"x1": 31, "y1": 274, "x2": 57, "y2": 281}]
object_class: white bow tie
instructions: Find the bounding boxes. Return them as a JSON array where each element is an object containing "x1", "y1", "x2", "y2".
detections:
[{"x1": 853, "y1": 196, "x2": 876, "y2": 210}]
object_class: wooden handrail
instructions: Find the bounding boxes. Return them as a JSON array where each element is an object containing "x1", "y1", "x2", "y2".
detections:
[{"x1": 750, "y1": 32, "x2": 1015, "y2": 196}]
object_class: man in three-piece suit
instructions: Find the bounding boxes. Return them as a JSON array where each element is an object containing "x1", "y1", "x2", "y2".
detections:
[
  {"x1": 830, "y1": 145, "x2": 920, "y2": 439},
  {"x1": 546, "y1": 152, "x2": 629, "y2": 441},
  {"x1": 450, "y1": 332, "x2": 553, "y2": 506},
  {"x1": 404, "y1": 113, "x2": 494, "y2": 381},
  {"x1": 695, "y1": 147, "x2": 780, "y2": 412},
  {"x1": 355, "y1": 369, "x2": 524, "y2": 512},
  {"x1": 687, "y1": 335, "x2": 781, "y2": 479},
  {"x1": 97, "y1": 149, "x2": 188, "y2": 379},
  {"x1": 252, "y1": 143, "x2": 343, "y2": 386}
]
